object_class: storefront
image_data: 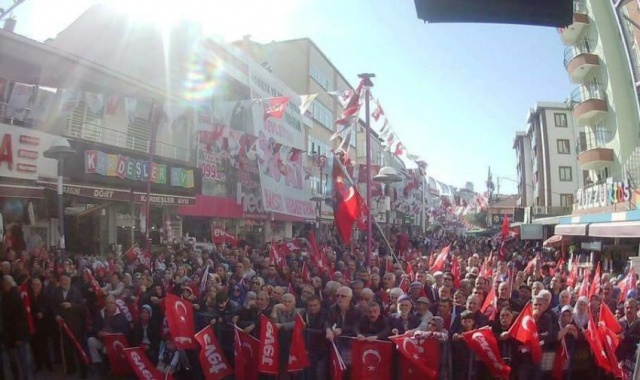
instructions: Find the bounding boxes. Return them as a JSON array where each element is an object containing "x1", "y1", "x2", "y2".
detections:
[{"x1": 49, "y1": 140, "x2": 200, "y2": 255}]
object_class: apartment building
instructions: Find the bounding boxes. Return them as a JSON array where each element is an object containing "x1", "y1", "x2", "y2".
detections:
[{"x1": 513, "y1": 103, "x2": 581, "y2": 218}]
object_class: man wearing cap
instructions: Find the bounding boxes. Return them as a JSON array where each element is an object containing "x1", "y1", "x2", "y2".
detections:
[
  {"x1": 408, "y1": 281, "x2": 424, "y2": 303},
  {"x1": 413, "y1": 296, "x2": 434, "y2": 332},
  {"x1": 130, "y1": 304, "x2": 161, "y2": 365}
]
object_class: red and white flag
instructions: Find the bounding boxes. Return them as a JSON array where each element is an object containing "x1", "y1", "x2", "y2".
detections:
[
  {"x1": 269, "y1": 239, "x2": 284, "y2": 268},
  {"x1": 263, "y1": 96, "x2": 290, "y2": 121},
  {"x1": 350, "y1": 339, "x2": 393, "y2": 380},
  {"x1": 258, "y1": 315, "x2": 280, "y2": 375},
  {"x1": 578, "y1": 275, "x2": 590, "y2": 299},
  {"x1": 618, "y1": 267, "x2": 636, "y2": 303},
  {"x1": 390, "y1": 334, "x2": 439, "y2": 379},
  {"x1": 329, "y1": 342, "x2": 346, "y2": 380},
  {"x1": 585, "y1": 315, "x2": 613, "y2": 373},
  {"x1": 600, "y1": 303, "x2": 622, "y2": 334},
  {"x1": 589, "y1": 262, "x2": 601, "y2": 298},
  {"x1": 234, "y1": 327, "x2": 259, "y2": 380},
  {"x1": 165, "y1": 293, "x2": 197, "y2": 350},
  {"x1": 462, "y1": 327, "x2": 511, "y2": 378},
  {"x1": 394, "y1": 141, "x2": 405, "y2": 157},
  {"x1": 58, "y1": 319, "x2": 90, "y2": 365},
  {"x1": 508, "y1": 303, "x2": 542, "y2": 364},
  {"x1": 372, "y1": 100, "x2": 384, "y2": 121},
  {"x1": 598, "y1": 324, "x2": 623, "y2": 378},
  {"x1": 430, "y1": 245, "x2": 451, "y2": 272},
  {"x1": 195, "y1": 326, "x2": 233, "y2": 380},
  {"x1": 287, "y1": 314, "x2": 310, "y2": 372},
  {"x1": 551, "y1": 338, "x2": 568, "y2": 380},
  {"x1": 84, "y1": 268, "x2": 105, "y2": 297},
  {"x1": 103, "y1": 333, "x2": 132, "y2": 376},
  {"x1": 481, "y1": 285, "x2": 496, "y2": 320},
  {"x1": 124, "y1": 245, "x2": 151, "y2": 269},
  {"x1": 19, "y1": 281, "x2": 35, "y2": 335},
  {"x1": 124, "y1": 346, "x2": 172, "y2": 380}
]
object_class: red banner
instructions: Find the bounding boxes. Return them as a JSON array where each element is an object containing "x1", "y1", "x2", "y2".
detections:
[
  {"x1": 211, "y1": 226, "x2": 238, "y2": 246},
  {"x1": 84, "y1": 268, "x2": 105, "y2": 297},
  {"x1": 58, "y1": 319, "x2": 90, "y2": 365},
  {"x1": 258, "y1": 315, "x2": 280, "y2": 375},
  {"x1": 234, "y1": 328, "x2": 259, "y2": 380},
  {"x1": 19, "y1": 281, "x2": 35, "y2": 335},
  {"x1": 390, "y1": 334, "x2": 439, "y2": 379},
  {"x1": 165, "y1": 293, "x2": 197, "y2": 350},
  {"x1": 287, "y1": 314, "x2": 310, "y2": 372},
  {"x1": 124, "y1": 245, "x2": 151, "y2": 268},
  {"x1": 195, "y1": 326, "x2": 234, "y2": 380},
  {"x1": 103, "y1": 333, "x2": 132, "y2": 376},
  {"x1": 351, "y1": 339, "x2": 393, "y2": 380},
  {"x1": 124, "y1": 346, "x2": 172, "y2": 380},
  {"x1": 462, "y1": 327, "x2": 511, "y2": 378}
]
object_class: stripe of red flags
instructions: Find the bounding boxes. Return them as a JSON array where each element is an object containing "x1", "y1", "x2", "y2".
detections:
[
  {"x1": 508, "y1": 303, "x2": 542, "y2": 364},
  {"x1": 103, "y1": 333, "x2": 132, "y2": 376},
  {"x1": 263, "y1": 96, "x2": 290, "y2": 121},
  {"x1": 372, "y1": 100, "x2": 384, "y2": 121},
  {"x1": 195, "y1": 325, "x2": 233, "y2": 380},
  {"x1": 124, "y1": 346, "x2": 172, "y2": 380},
  {"x1": 258, "y1": 315, "x2": 280, "y2": 374},
  {"x1": 462, "y1": 327, "x2": 511, "y2": 378}
]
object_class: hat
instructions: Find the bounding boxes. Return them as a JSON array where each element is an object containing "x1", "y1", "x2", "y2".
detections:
[
  {"x1": 398, "y1": 295, "x2": 411, "y2": 303},
  {"x1": 410, "y1": 281, "x2": 423, "y2": 288},
  {"x1": 560, "y1": 305, "x2": 573, "y2": 315},
  {"x1": 416, "y1": 297, "x2": 430, "y2": 304},
  {"x1": 433, "y1": 271, "x2": 443, "y2": 278},
  {"x1": 141, "y1": 304, "x2": 153, "y2": 317}
]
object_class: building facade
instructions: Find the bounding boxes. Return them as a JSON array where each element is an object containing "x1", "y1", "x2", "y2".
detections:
[{"x1": 513, "y1": 131, "x2": 534, "y2": 208}]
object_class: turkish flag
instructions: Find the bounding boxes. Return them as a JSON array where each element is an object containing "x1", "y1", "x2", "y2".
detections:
[
  {"x1": 567, "y1": 259, "x2": 578, "y2": 287},
  {"x1": 551, "y1": 338, "x2": 568, "y2": 380},
  {"x1": 195, "y1": 326, "x2": 233, "y2": 380},
  {"x1": 462, "y1": 327, "x2": 511, "y2": 378},
  {"x1": 329, "y1": 342, "x2": 346, "y2": 380},
  {"x1": 618, "y1": 267, "x2": 636, "y2": 303},
  {"x1": 451, "y1": 257, "x2": 461, "y2": 288},
  {"x1": 280, "y1": 240, "x2": 301, "y2": 255},
  {"x1": 589, "y1": 262, "x2": 601, "y2": 298},
  {"x1": 332, "y1": 155, "x2": 360, "y2": 245},
  {"x1": 585, "y1": 315, "x2": 612, "y2": 373},
  {"x1": 390, "y1": 334, "x2": 439, "y2": 379},
  {"x1": 508, "y1": 303, "x2": 542, "y2": 364},
  {"x1": 481, "y1": 285, "x2": 496, "y2": 320},
  {"x1": 350, "y1": 339, "x2": 393, "y2": 380},
  {"x1": 234, "y1": 327, "x2": 259, "y2": 380},
  {"x1": 124, "y1": 245, "x2": 151, "y2": 268},
  {"x1": 18, "y1": 281, "x2": 35, "y2": 335},
  {"x1": 578, "y1": 275, "x2": 590, "y2": 299},
  {"x1": 165, "y1": 293, "x2": 197, "y2": 350},
  {"x1": 600, "y1": 303, "x2": 622, "y2": 334},
  {"x1": 287, "y1": 314, "x2": 310, "y2": 372},
  {"x1": 523, "y1": 253, "x2": 539, "y2": 275},
  {"x1": 598, "y1": 324, "x2": 623, "y2": 378},
  {"x1": 124, "y1": 346, "x2": 172, "y2": 380},
  {"x1": 263, "y1": 96, "x2": 290, "y2": 120},
  {"x1": 258, "y1": 315, "x2": 280, "y2": 375},
  {"x1": 102, "y1": 333, "x2": 132, "y2": 376},
  {"x1": 269, "y1": 239, "x2": 284, "y2": 268},
  {"x1": 406, "y1": 262, "x2": 415, "y2": 281},
  {"x1": 500, "y1": 214, "x2": 510, "y2": 241},
  {"x1": 84, "y1": 268, "x2": 105, "y2": 297},
  {"x1": 429, "y1": 245, "x2": 451, "y2": 272}
]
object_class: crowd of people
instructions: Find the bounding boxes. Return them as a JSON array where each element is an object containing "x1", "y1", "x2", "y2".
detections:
[{"x1": 0, "y1": 228, "x2": 639, "y2": 380}]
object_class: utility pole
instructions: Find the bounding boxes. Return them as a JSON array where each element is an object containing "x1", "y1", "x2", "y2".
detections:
[{"x1": 358, "y1": 73, "x2": 375, "y2": 268}]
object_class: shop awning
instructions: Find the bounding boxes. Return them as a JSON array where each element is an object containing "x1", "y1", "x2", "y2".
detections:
[
  {"x1": 589, "y1": 221, "x2": 640, "y2": 238},
  {"x1": 0, "y1": 184, "x2": 44, "y2": 199},
  {"x1": 39, "y1": 180, "x2": 132, "y2": 201},
  {"x1": 132, "y1": 192, "x2": 196, "y2": 206},
  {"x1": 554, "y1": 223, "x2": 588, "y2": 236},
  {"x1": 543, "y1": 235, "x2": 570, "y2": 247}
]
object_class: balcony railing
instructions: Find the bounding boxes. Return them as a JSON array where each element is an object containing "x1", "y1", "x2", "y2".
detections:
[
  {"x1": 576, "y1": 129, "x2": 612, "y2": 153},
  {"x1": 0, "y1": 101, "x2": 190, "y2": 162},
  {"x1": 570, "y1": 84, "x2": 606, "y2": 104},
  {"x1": 563, "y1": 39, "x2": 596, "y2": 67}
]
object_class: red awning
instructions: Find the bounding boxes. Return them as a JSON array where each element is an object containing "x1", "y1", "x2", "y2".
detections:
[{"x1": 179, "y1": 195, "x2": 244, "y2": 219}]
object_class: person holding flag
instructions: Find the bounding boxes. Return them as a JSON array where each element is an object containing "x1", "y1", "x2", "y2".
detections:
[
  {"x1": 617, "y1": 298, "x2": 640, "y2": 377},
  {"x1": 2, "y1": 275, "x2": 35, "y2": 380}
]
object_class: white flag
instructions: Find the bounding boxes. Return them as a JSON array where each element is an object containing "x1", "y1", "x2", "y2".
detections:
[{"x1": 299, "y1": 93, "x2": 318, "y2": 116}]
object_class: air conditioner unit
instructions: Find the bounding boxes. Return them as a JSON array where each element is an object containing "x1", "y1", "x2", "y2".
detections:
[{"x1": 533, "y1": 206, "x2": 545, "y2": 215}]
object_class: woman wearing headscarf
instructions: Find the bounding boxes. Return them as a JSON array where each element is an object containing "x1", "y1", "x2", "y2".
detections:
[
  {"x1": 571, "y1": 296, "x2": 595, "y2": 377},
  {"x1": 228, "y1": 283, "x2": 246, "y2": 306}
]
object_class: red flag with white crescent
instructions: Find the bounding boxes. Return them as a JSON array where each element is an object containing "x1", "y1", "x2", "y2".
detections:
[
  {"x1": 350, "y1": 339, "x2": 393, "y2": 380},
  {"x1": 589, "y1": 262, "x2": 601, "y2": 298},
  {"x1": 585, "y1": 316, "x2": 613, "y2": 373},
  {"x1": 598, "y1": 324, "x2": 623, "y2": 378},
  {"x1": 390, "y1": 334, "x2": 439, "y2": 379},
  {"x1": 429, "y1": 245, "x2": 451, "y2": 272},
  {"x1": 462, "y1": 327, "x2": 511, "y2": 378},
  {"x1": 600, "y1": 303, "x2": 622, "y2": 334},
  {"x1": 165, "y1": 293, "x2": 197, "y2": 350},
  {"x1": 329, "y1": 342, "x2": 346, "y2": 380},
  {"x1": 124, "y1": 346, "x2": 172, "y2": 380},
  {"x1": 507, "y1": 303, "x2": 542, "y2": 364},
  {"x1": 19, "y1": 281, "x2": 35, "y2": 335},
  {"x1": 235, "y1": 327, "x2": 259, "y2": 380},
  {"x1": 551, "y1": 338, "x2": 568, "y2": 380},
  {"x1": 103, "y1": 333, "x2": 132, "y2": 376},
  {"x1": 258, "y1": 315, "x2": 280, "y2": 375},
  {"x1": 287, "y1": 314, "x2": 310, "y2": 372},
  {"x1": 195, "y1": 326, "x2": 234, "y2": 380},
  {"x1": 84, "y1": 268, "x2": 105, "y2": 298}
]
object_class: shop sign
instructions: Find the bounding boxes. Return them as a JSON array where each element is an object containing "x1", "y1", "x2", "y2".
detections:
[
  {"x1": 581, "y1": 241, "x2": 602, "y2": 251},
  {"x1": 85, "y1": 150, "x2": 195, "y2": 189},
  {"x1": 0, "y1": 124, "x2": 59, "y2": 181},
  {"x1": 575, "y1": 177, "x2": 631, "y2": 211},
  {"x1": 133, "y1": 192, "x2": 196, "y2": 206},
  {"x1": 39, "y1": 181, "x2": 131, "y2": 201}
]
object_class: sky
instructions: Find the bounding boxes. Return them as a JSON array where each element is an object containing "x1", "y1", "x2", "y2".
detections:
[{"x1": 5, "y1": 0, "x2": 575, "y2": 195}]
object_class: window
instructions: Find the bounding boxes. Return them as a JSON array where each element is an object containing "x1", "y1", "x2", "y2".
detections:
[
  {"x1": 559, "y1": 166, "x2": 572, "y2": 181},
  {"x1": 311, "y1": 100, "x2": 333, "y2": 129},
  {"x1": 557, "y1": 139, "x2": 570, "y2": 154},
  {"x1": 560, "y1": 194, "x2": 574, "y2": 207},
  {"x1": 554, "y1": 113, "x2": 567, "y2": 127},
  {"x1": 309, "y1": 63, "x2": 331, "y2": 90}
]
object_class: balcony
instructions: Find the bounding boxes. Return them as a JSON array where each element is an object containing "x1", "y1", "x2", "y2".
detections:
[
  {"x1": 577, "y1": 130, "x2": 614, "y2": 170},
  {"x1": 564, "y1": 41, "x2": 599, "y2": 83},
  {"x1": 558, "y1": 0, "x2": 589, "y2": 45},
  {"x1": 570, "y1": 85, "x2": 608, "y2": 125}
]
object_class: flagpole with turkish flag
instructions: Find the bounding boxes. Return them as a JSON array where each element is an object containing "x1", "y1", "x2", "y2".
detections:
[
  {"x1": 389, "y1": 333, "x2": 439, "y2": 379},
  {"x1": 350, "y1": 339, "x2": 393, "y2": 380},
  {"x1": 103, "y1": 333, "x2": 132, "y2": 376},
  {"x1": 165, "y1": 293, "x2": 197, "y2": 350},
  {"x1": 287, "y1": 314, "x2": 310, "y2": 372},
  {"x1": 19, "y1": 280, "x2": 35, "y2": 335},
  {"x1": 507, "y1": 302, "x2": 542, "y2": 364}
]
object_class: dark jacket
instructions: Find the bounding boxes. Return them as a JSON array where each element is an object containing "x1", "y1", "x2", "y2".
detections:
[
  {"x1": 357, "y1": 315, "x2": 391, "y2": 340},
  {"x1": 2, "y1": 286, "x2": 31, "y2": 346},
  {"x1": 325, "y1": 304, "x2": 361, "y2": 338},
  {"x1": 389, "y1": 313, "x2": 421, "y2": 335},
  {"x1": 51, "y1": 285, "x2": 86, "y2": 336},
  {"x1": 303, "y1": 309, "x2": 329, "y2": 356},
  {"x1": 130, "y1": 320, "x2": 162, "y2": 364},
  {"x1": 91, "y1": 309, "x2": 130, "y2": 337},
  {"x1": 30, "y1": 290, "x2": 53, "y2": 333}
]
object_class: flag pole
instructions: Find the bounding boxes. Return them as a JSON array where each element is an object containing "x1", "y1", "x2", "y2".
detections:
[
  {"x1": 145, "y1": 103, "x2": 161, "y2": 250},
  {"x1": 358, "y1": 73, "x2": 375, "y2": 268}
]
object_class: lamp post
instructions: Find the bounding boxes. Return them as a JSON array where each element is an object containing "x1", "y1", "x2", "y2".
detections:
[
  {"x1": 358, "y1": 73, "x2": 375, "y2": 267},
  {"x1": 44, "y1": 137, "x2": 76, "y2": 262},
  {"x1": 373, "y1": 166, "x2": 402, "y2": 240},
  {"x1": 309, "y1": 152, "x2": 327, "y2": 240}
]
